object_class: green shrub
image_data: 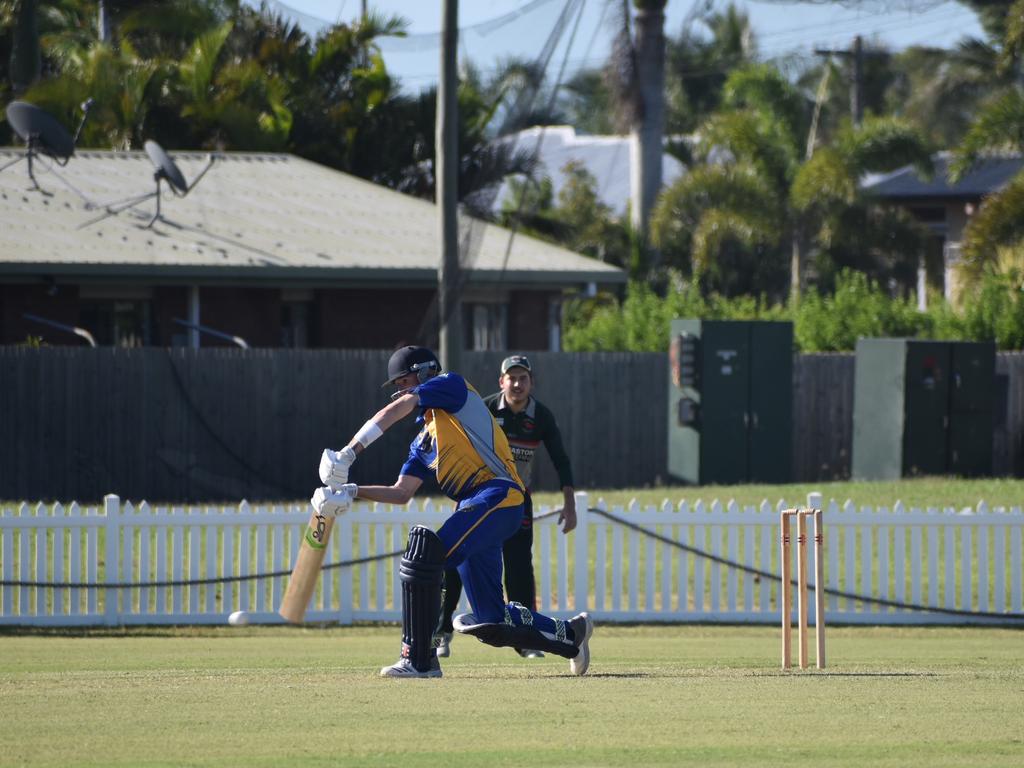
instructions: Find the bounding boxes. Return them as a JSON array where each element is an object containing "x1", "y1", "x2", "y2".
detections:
[
  {"x1": 793, "y1": 270, "x2": 927, "y2": 352},
  {"x1": 959, "y1": 269, "x2": 1024, "y2": 348},
  {"x1": 563, "y1": 268, "x2": 1024, "y2": 352}
]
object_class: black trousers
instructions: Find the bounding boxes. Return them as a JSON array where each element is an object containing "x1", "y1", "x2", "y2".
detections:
[{"x1": 440, "y1": 491, "x2": 535, "y2": 632}]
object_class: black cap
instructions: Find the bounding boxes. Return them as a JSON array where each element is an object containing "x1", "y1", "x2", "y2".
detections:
[
  {"x1": 500, "y1": 355, "x2": 532, "y2": 374},
  {"x1": 382, "y1": 346, "x2": 440, "y2": 387}
]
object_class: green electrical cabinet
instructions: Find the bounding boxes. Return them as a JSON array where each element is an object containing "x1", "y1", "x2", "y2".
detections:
[
  {"x1": 852, "y1": 338, "x2": 995, "y2": 480},
  {"x1": 667, "y1": 319, "x2": 793, "y2": 485}
]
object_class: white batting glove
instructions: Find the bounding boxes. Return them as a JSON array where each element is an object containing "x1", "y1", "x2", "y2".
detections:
[
  {"x1": 311, "y1": 484, "x2": 357, "y2": 518},
  {"x1": 319, "y1": 446, "x2": 357, "y2": 490}
]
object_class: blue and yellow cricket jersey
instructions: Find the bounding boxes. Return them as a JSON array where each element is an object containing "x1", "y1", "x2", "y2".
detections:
[{"x1": 400, "y1": 373, "x2": 524, "y2": 505}]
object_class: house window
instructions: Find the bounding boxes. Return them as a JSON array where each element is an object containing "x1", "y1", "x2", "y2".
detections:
[
  {"x1": 464, "y1": 303, "x2": 507, "y2": 350},
  {"x1": 909, "y1": 206, "x2": 946, "y2": 225},
  {"x1": 281, "y1": 301, "x2": 312, "y2": 348},
  {"x1": 281, "y1": 289, "x2": 314, "y2": 348},
  {"x1": 78, "y1": 296, "x2": 152, "y2": 347}
]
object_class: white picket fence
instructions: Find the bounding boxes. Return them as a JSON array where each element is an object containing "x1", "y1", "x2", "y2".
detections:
[{"x1": 1, "y1": 492, "x2": 1022, "y2": 626}]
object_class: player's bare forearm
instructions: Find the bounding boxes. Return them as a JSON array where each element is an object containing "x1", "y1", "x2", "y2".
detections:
[
  {"x1": 343, "y1": 393, "x2": 419, "y2": 454},
  {"x1": 353, "y1": 475, "x2": 423, "y2": 505},
  {"x1": 559, "y1": 486, "x2": 577, "y2": 533}
]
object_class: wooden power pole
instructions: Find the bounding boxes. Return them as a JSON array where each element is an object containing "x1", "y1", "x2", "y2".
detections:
[
  {"x1": 437, "y1": 0, "x2": 462, "y2": 372},
  {"x1": 813, "y1": 35, "x2": 866, "y2": 126}
]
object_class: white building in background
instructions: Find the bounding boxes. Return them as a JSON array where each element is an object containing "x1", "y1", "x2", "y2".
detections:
[{"x1": 497, "y1": 125, "x2": 686, "y2": 217}]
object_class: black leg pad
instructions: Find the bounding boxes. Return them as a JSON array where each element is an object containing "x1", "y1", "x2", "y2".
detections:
[
  {"x1": 456, "y1": 619, "x2": 579, "y2": 660},
  {"x1": 399, "y1": 525, "x2": 445, "y2": 671}
]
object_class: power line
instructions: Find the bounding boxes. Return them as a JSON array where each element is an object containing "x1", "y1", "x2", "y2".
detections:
[
  {"x1": 381, "y1": 3, "x2": 978, "y2": 88},
  {"x1": 248, "y1": 0, "x2": 565, "y2": 46}
]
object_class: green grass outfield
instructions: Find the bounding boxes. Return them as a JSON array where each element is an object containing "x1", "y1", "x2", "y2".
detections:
[
  {"x1": 2, "y1": 625, "x2": 1023, "y2": 768},
  {"x1": 7, "y1": 476, "x2": 1024, "y2": 512},
  {"x1": 533, "y1": 477, "x2": 1024, "y2": 511}
]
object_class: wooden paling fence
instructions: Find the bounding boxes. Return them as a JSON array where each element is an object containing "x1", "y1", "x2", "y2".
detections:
[
  {"x1": 0, "y1": 348, "x2": 666, "y2": 501},
  {"x1": 3, "y1": 349, "x2": 1024, "y2": 501},
  {"x1": 2, "y1": 493, "x2": 1022, "y2": 627}
]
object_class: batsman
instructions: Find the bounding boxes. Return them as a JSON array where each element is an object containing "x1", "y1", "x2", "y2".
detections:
[{"x1": 311, "y1": 346, "x2": 594, "y2": 678}]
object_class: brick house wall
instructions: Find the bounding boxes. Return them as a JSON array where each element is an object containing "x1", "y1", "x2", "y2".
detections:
[{"x1": 1, "y1": 281, "x2": 561, "y2": 350}]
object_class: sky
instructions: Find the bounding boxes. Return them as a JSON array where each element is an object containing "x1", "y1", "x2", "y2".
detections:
[{"x1": 254, "y1": 0, "x2": 986, "y2": 91}]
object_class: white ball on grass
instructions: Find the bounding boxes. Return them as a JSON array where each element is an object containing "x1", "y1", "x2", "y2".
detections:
[{"x1": 227, "y1": 610, "x2": 250, "y2": 626}]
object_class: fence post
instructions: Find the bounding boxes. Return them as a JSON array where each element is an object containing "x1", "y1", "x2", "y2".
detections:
[
  {"x1": 807, "y1": 491, "x2": 823, "y2": 510},
  {"x1": 574, "y1": 492, "x2": 589, "y2": 614},
  {"x1": 104, "y1": 494, "x2": 121, "y2": 626}
]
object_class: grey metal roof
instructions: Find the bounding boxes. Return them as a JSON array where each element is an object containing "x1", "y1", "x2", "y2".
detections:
[
  {"x1": 0, "y1": 148, "x2": 625, "y2": 285},
  {"x1": 862, "y1": 152, "x2": 1024, "y2": 201}
]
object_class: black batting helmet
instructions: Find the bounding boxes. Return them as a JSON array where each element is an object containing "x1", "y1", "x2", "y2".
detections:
[{"x1": 382, "y1": 346, "x2": 440, "y2": 387}]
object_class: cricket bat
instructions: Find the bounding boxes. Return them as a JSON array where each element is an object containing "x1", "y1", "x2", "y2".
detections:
[{"x1": 279, "y1": 510, "x2": 334, "y2": 623}]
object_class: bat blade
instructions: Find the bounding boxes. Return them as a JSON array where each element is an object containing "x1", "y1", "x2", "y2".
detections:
[{"x1": 279, "y1": 511, "x2": 335, "y2": 624}]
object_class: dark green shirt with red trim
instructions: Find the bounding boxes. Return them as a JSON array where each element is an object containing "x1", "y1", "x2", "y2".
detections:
[{"x1": 483, "y1": 392, "x2": 574, "y2": 491}]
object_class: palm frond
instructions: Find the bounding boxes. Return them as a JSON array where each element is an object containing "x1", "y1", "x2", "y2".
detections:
[
  {"x1": 839, "y1": 116, "x2": 933, "y2": 177},
  {"x1": 698, "y1": 110, "x2": 799, "y2": 191},
  {"x1": 650, "y1": 162, "x2": 781, "y2": 255},
  {"x1": 690, "y1": 208, "x2": 763, "y2": 275},
  {"x1": 961, "y1": 171, "x2": 1024, "y2": 269},
  {"x1": 179, "y1": 20, "x2": 234, "y2": 104},
  {"x1": 720, "y1": 63, "x2": 807, "y2": 158},
  {"x1": 790, "y1": 146, "x2": 856, "y2": 214},
  {"x1": 952, "y1": 90, "x2": 1024, "y2": 181},
  {"x1": 1000, "y1": 0, "x2": 1024, "y2": 72},
  {"x1": 351, "y1": 9, "x2": 407, "y2": 45}
]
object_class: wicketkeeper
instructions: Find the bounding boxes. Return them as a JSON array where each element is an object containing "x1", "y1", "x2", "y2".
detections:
[{"x1": 311, "y1": 346, "x2": 594, "y2": 678}]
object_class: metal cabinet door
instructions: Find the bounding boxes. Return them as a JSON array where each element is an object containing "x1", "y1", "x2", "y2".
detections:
[
  {"x1": 699, "y1": 322, "x2": 750, "y2": 484},
  {"x1": 902, "y1": 342, "x2": 950, "y2": 476},
  {"x1": 948, "y1": 411, "x2": 993, "y2": 477},
  {"x1": 749, "y1": 322, "x2": 793, "y2": 483},
  {"x1": 949, "y1": 342, "x2": 995, "y2": 413}
]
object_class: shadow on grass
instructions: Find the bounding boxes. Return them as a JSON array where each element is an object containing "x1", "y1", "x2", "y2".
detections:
[{"x1": 798, "y1": 671, "x2": 942, "y2": 677}]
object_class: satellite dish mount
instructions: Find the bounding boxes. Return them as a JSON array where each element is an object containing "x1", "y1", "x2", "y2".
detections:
[{"x1": 80, "y1": 140, "x2": 216, "y2": 229}]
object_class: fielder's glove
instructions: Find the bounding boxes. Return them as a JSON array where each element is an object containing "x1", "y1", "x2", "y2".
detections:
[
  {"x1": 311, "y1": 484, "x2": 357, "y2": 518},
  {"x1": 319, "y1": 446, "x2": 357, "y2": 490}
]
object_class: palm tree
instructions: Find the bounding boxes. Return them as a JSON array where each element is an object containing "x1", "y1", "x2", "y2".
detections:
[
  {"x1": 7, "y1": 0, "x2": 41, "y2": 93},
  {"x1": 664, "y1": 1, "x2": 757, "y2": 136},
  {"x1": 651, "y1": 63, "x2": 933, "y2": 300},
  {"x1": 650, "y1": 64, "x2": 805, "y2": 298},
  {"x1": 792, "y1": 116, "x2": 934, "y2": 296},
  {"x1": 378, "y1": 50, "x2": 585, "y2": 214},
  {"x1": 630, "y1": 0, "x2": 667, "y2": 253},
  {"x1": 601, "y1": 1, "x2": 765, "y2": 271},
  {"x1": 885, "y1": 40, "x2": 1012, "y2": 150},
  {"x1": 948, "y1": 0, "x2": 1024, "y2": 285},
  {"x1": 20, "y1": 0, "x2": 240, "y2": 150}
]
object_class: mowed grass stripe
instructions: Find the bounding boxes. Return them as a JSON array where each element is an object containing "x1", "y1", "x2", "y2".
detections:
[{"x1": 2, "y1": 626, "x2": 1023, "y2": 767}]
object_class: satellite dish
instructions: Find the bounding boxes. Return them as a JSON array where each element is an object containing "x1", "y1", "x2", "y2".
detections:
[
  {"x1": 145, "y1": 140, "x2": 188, "y2": 195},
  {"x1": 6, "y1": 102, "x2": 76, "y2": 160},
  {"x1": 79, "y1": 140, "x2": 216, "y2": 229},
  {"x1": 1, "y1": 99, "x2": 93, "y2": 193}
]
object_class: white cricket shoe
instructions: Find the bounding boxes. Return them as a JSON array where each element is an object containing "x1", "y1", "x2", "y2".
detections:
[
  {"x1": 379, "y1": 656, "x2": 442, "y2": 678},
  {"x1": 436, "y1": 632, "x2": 453, "y2": 658},
  {"x1": 568, "y1": 612, "x2": 594, "y2": 676},
  {"x1": 452, "y1": 612, "x2": 481, "y2": 632}
]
